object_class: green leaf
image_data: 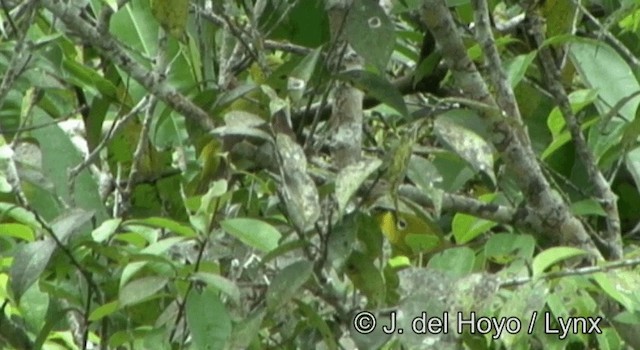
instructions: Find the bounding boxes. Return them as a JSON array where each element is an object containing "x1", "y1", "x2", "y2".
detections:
[
  {"x1": 336, "y1": 70, "x2": 408, "y2": 117},
  {"x1": 546, "y1": 276, "x2": 596, "y2": 322},
  {"x1": 346, "y1": 0, "x2": 395, "y2": 72},
  {"x1": 0, "y1": 202, "x2": 41, "y2": 229},
  {"x1": 266, "y1": 260, "x2": 313, "y2": 311},
  {"x1": 213, "y1": 83, "x2": 259, "y2": 112},
  {"x1": 188, "y1": 179, "x2": 229, "y2": 235},
  {"x1": 571, "y1": 40, "x2": 640, "y2": 161},
  {"x1": 452, "y1": 194, "x2": 498, "y2": 243},
  {"x1": 18, "y1": 283, "x2": 49, "y2": 332},
  {"x1": 0, "y1": 223, "x2": 35, "y2": 241},
  {"x1": 613, "y1": 310, "x2": 640, "y2": 325},
  {"x1": 596, "y1": 328, "x2": 622, "y2": 350},
  {"x1": 89, "y1": 301, "x2": 119, "y2": 321},
  {"x1": 570, "y1": 40, "x2": 640, "y2": 123},
  {"x1": 498, "y1": 283, "x2": 547, "y2": 347},
  {"x1": 291, "y1": 47, "x2": 321, "y2": 82},
  {"x1": 62, "y1": 58, "x2": 119, "y2": 100},
  {"x1": 593, "y1": 270, "x2": 640, "y2": 312},
  {"x1": 186, "y1": 288, "x2": 232, "y2": 350},
  {"x1": 9, "y1": 240, "x2": 56, "y2": 302},
  {"x1": 221, "y1": 218, "x2": 281, "y2": 253},
  {"x1": 505, "y1": 51, "x2": 537, "y2": 88},
  {"x1": 110, "y1": 0, "x2": 158, "y2": 57},
  {"x1": 296, "y1": 300, "x2": 338, "y2": 350},
  {"x1": 434, "y1": 117, "x2": 496, "y2": 184},
  {"x1": 153, "y1": 112, "x2": 197, "y2": 172},
  {"x1": 91, "y1": 218, "x2": 122, "y2": 243},
  {"x1": 125, "y1": 217, "x2": 196, "y2": 237},
  {"x1": 288, "y1": 47, "x2": 322, "y2": 104},
  {"x1": 28, "y1": 112, "x2": 107, "y2": 222},
  {"x1": 33, "y1": 298, "x2": 66, "y2": 349},
  {"x1": 120, "y1": 236, "x2": 186, "y2": 287},
  {"x1": 532, "y1": 247, "x2": 588, "y2": 276},
  {"x1": 0, "y1": 175, "x2": 11, "y2": 192},
  {"x1": 546, "y1": 89, "x2": 598, "y2": 138},
  {"x1": 388, "y1": 255, "x2": 411, "y2": 268},
  {"x1": 427, "y1": 247, "x2": 475, "y2": 278},
  {"x1": 541, "y1": 116, "x2": 600, "y2": 160},
  {"x1": 191, "y1": 272, "x2": 241, "y2": 305},
  {"x1": 626, "y1": 147, "x2": 640, "y2": 193},
  {"x1": 228, "y1": 310, "x2": 265, "y2": 349},
  {"x1": 50, "y1": 208, "x2": 95, "y2": 243},
  {"x1": 101, "y1": 0, "x2": 118, "y2": 11},
  {"x1": 119, "y1": 276, "x2": 168, "y2": 307},
  {"x1": 406, "y1": 155, "x2": 444, "y2": 216},
  {"x1": 344, "y1": 251, "x2": 385, "y2": 307},
  {"x1": 413, "y1": 50, "x2": 441, "y2": 87},
  {"x1": 266, "y1": 0, "x2": 329, "y2": 47},
  {"x1": 484, "y1": 233, "x2": 535, "y2": 264},
  {"x1": 336, "y1": 157, "x2": 382, "y2": 215},
  {"x1": 210, "y1": 124, "x2": 272, "y2": 143},
  {"x1": 570, "y1": 199, "x2": 607, "y2": 217},
  {"x1": 405, "y1": 233, "x2": 441, "y2": 253}
]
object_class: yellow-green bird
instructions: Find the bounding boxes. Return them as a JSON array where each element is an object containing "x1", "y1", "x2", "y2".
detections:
[{"x1": 376, "y1": 210, "x2": 447, "y2": 257}]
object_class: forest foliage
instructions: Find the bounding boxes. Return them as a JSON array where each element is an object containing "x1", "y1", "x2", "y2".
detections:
[{"x1": 2, "y1": 0, "x2": 640, "y2": 349}]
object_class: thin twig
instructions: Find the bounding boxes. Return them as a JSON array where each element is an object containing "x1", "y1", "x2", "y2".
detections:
[
  {"x1": 500, "y1": 256, "x2": 640, "y2": 288},
  {"x1": 577, "y1": 1, "x2": 640, "y2": 69},
  {"x1": 68, "y1": 97, "x2": 150, "y2": 181},
  {"x1": 41, "y1": 0, "x2": 215, "y2": 131}
]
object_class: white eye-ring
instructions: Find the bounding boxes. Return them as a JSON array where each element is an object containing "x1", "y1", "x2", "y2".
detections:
[
  {"x1": 396, "y1": 216, "x2": 407, "y2": 231},
  {"x1": 368, "y1": 17, "x2": 381, "y2": 28},
  {"x1": 287, "y1": 77, "x2": 305, "y2": 91}
]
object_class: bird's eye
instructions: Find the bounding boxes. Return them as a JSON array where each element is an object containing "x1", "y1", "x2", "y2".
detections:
[{"x1": 396, "y1": 217, "x2": 407, "y2": 231}]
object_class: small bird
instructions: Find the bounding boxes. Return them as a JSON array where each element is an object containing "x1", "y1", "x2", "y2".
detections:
[{"x1": 376, "y1": 209, "x2": 447, "y2": 258}]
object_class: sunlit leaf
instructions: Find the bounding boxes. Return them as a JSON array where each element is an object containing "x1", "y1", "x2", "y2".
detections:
[
  {"x1": 221, "y1": 218, "x2": 281, "y2": 252},
  {"x1": 89, "y1": 301, "x2": 119, "y2": 321},
  {"x1": 0, "y1": 223, "x2": 35, "y2": 241},
  {"x1": 92, "y1": 218, "x2": 122, "y2": 243},
  {"x1": 119, "y1": 276, "x2": 168, "y2": 307},
  {"x1": 532, "y1": 247, "x2": 588, "y2": 276},
  {"x1": 125, "y1": 217, "x2": 196, "y2": 237}
]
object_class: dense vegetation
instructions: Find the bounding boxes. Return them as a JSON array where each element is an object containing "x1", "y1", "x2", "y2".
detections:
[{"x1": 2, "y1": 0, "x2": 640, "y2": 349}]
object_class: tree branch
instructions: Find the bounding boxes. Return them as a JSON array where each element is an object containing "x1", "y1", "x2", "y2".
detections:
[
  {"x1": 422, "y1": 0, "x2": 601, "y2": 258},
  {"x1": 40, "y1": 0, "x2": 215, "y2": 131},
  {"x1": 326, "y1": 1, "x2": 363, "y2": 168},
  {"x1": 500, "y1": 256, "x2": 640, "y2": 288},
  {"x1": 526, "y1": 9, "x2": 622, "y2": 260}
]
